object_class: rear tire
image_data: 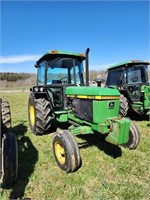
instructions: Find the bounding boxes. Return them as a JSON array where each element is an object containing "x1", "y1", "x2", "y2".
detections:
[
  {"x1": 53, "y1": 130, "x2": 81, "y2": 173},
  {"x1": 119, "y1": 95, "x2": 129, "y2": 117},
  {"x1": 28, "y1": 93, "x2": 52, "y2": 135},
  {"x1": 123, "y1": 121, "x2": 140, "y2": 150},
  {"x1": 2, "y1": 133, "x2": 18, "y2": 186}
]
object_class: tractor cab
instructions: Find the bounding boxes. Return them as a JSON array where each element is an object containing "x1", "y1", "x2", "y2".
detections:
[
  {"x1": 106, "y1": 60, "x2": 150, "y2": 115},
  {"x1": 36, "y1": 50, "x2": 85, "y2": 86},
  {"x1": 32, "y1": 50, "x2": 89, "y2": 111}
]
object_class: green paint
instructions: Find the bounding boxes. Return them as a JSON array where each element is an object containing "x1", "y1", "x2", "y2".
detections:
[
  {"x1": 47, "y1": 50, "x2": 85, "y2": 57},
  {"x1": 67, "y1": 112, "x2": 130, "y2": 146},
  {"x1": 141, "y1": 85, "x2": 150, "y2": 109},
  {"x1": 93, "y1": 100, "x2": 120, "y2": 123},
  {"x1": 66, "y1": 86, "x2": 120, "y2": 97},
  {"x1": 105, "y1": 118, "x2": 130, "y2": 145},
  {"x1": 69, "y1": 125, "x2": 94, "y2": 135},
  {"x1": 99, "y1": 122, "x2": 110, "y2": 134},
  {"x1": 131, "y1": 102, "x2": 144, "y2": 111},
  {"x1": 68, "y1": 113, "x2": 91, "y2": 126},
  {"x1": 107, "y1": 60, "x2": 149, "y2": 69},
  {"x1": 131, "y1": 85, "x2": 150, "y2": 112},
  {"x1": 65, "y1": 86, "x2": 131, "y2": 145},
  {"x1": 36, "y1": 50, "x2": 85, "y2": 65},
  {"x1": 130, "y1": 85, "x2": 150, "y2": 111},
  {"x1": 54, "y1": 111, "x2": 68, "y2": 122}
]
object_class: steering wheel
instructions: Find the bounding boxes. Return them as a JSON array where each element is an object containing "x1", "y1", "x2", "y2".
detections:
[
  {"x1": 60, "y1": 77, "x2": 68, "y2": 84},
  {"x1": 130, "y1": 76, "x2": 138, "y2": 82}
]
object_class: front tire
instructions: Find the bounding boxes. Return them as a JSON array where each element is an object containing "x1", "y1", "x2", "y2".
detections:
[
  {"x1": 53, "y1": 130, "x2": 81, "y2": 173},
  {"x1": 28, "y1": 94, "x2": 52, "y2": 135},
  {"x1": 123, "y1": 121, "x2": 140, "y2": 150}
]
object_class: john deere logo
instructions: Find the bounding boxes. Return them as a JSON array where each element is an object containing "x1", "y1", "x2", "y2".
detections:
[{"x1": 108, "y1": 102, "x2": 115, "y2": 109}]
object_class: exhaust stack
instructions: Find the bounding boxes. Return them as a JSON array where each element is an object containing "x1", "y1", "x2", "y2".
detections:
[{"x1": 85, "y1": 48, "x2": 90, "y2": 86}]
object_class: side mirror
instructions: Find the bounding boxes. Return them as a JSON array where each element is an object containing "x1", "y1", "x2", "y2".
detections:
[{"x1": 34, "y1": 63, "x2": 39, "y2": 68}]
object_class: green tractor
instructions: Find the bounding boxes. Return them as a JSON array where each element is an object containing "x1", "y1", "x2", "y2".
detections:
[
  {"x1": 28, "y1": 49, "x2": 140, "y2": 173},
  {"x1": 105, "y1": 60, "x2": 150, "y2": 116},
  {"x1": 0, "y1": 98, "x2": 18, "y2": 188}
]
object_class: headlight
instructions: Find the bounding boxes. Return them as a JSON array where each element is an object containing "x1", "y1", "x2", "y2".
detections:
[
  {"x1": 34, "y1": 87, "x2": 39, "y2": 92},
  {"x1": 40, "y1": 87, "x2": 44, "y2": 92}
]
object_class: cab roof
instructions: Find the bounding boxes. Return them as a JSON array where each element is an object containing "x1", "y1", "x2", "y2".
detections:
[
  {"x1": 107, "y1": 60, "x2": 150, "y2": 70},
  {"x1": 35, "y1": 50, "x2": 86, "y2": 67}
]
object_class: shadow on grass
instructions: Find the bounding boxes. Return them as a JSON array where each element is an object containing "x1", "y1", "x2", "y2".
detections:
[
  {"x1": 77, "y1": 133, "x2": 122, "y2": 159},
  {"x1": 127, "y1": 110, "x2": 150, "y2": 121},
  {"x1": 48, "y1": 119, "x2": 70, "y2": 134},
  {"x1": 8, "y1": 123, "x2": 38, "y2": 199}
]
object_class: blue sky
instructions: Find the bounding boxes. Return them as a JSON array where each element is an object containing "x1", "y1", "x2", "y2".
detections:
[{"x1": 0, "y1": 0, "x2": 149, "y2": 73}]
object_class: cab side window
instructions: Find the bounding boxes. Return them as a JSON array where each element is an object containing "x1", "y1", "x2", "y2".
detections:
[{"x1": 37, "y1": 61, "x2": 45, "y2": 85}]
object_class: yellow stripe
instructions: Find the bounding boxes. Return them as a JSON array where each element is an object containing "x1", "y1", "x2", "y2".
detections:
[
  {"x1": 76, "y1": 95, "x2": 88, "y2": 99},
  {"x1": 101, "y1": 96, "x2": 119, "y2": 100},
  {"x1": 95, "y1": 96, "x2": 102, "y2": 100},
  {"x1": 66, "y1": 95, "x2": 75, "y2": 98},
  {"x1": 67, "y1": 94, "x2": 119, "y2": 100}
]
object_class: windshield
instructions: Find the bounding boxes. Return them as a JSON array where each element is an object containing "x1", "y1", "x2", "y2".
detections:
[
  {"x1": 126, "y1": 65, "x2": 149, "y2": 84},
  {"x1": 105, "y1": 69, "x2": 123, "y2": 86},
  {"x1": 46, "y1": 58, "x2": 84, "y2": 85}
]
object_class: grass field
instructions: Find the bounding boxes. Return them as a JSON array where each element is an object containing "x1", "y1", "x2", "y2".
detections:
[
  {"x1": 1, "y1": 92, "x2": 149, "y2": 200},
  {"x1": 0, "y1": 86, "x2": 30, "y2": 91}
]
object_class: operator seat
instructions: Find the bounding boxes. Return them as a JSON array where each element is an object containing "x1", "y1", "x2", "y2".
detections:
[{"x1": 52, "y1": 80, "x2": 62, "y2": 84}]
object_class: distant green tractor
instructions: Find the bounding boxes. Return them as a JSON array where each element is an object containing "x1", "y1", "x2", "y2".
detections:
[
  {"x1": 28, "y1": 49, "x2": 140, "y2": 173},
  {"x1": 105, "y1": 60, "x2": 150, "y2": 116},
  {"x1": 0, "y1": 98, "x2": 18, "y2": 187}
]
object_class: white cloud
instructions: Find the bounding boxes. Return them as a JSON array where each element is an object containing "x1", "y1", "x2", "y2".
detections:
[
  {"x1": 0, "y1": 55, "x2": 40, "y2": 64},
  {"x1": 0, "y1": 55, "x2": 115, "y2": 72}
]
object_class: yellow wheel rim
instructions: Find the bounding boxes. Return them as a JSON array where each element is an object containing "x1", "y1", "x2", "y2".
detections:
[
  {"x1": 30, "y1": 104, "x2": 35, "y2": 126},
  {"x1": 55, "y1": 141, "x2": 65, "y2": 165}
]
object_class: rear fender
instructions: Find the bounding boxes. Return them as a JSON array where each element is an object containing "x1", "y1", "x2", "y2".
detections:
[{"x1": 141, "y1": 85, "x2": 150, "y2": 109}]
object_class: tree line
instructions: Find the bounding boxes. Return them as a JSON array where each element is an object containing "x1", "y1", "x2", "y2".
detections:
[
  {"x1": 0, "y1": 73, "x2": 32, "y2": 82},
  {"x1": 0, "y1": 73, "x2": 36, "y2": 88},
  {"x1": 0, "y1": 71, "x2": 106, "y2": 88}
]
